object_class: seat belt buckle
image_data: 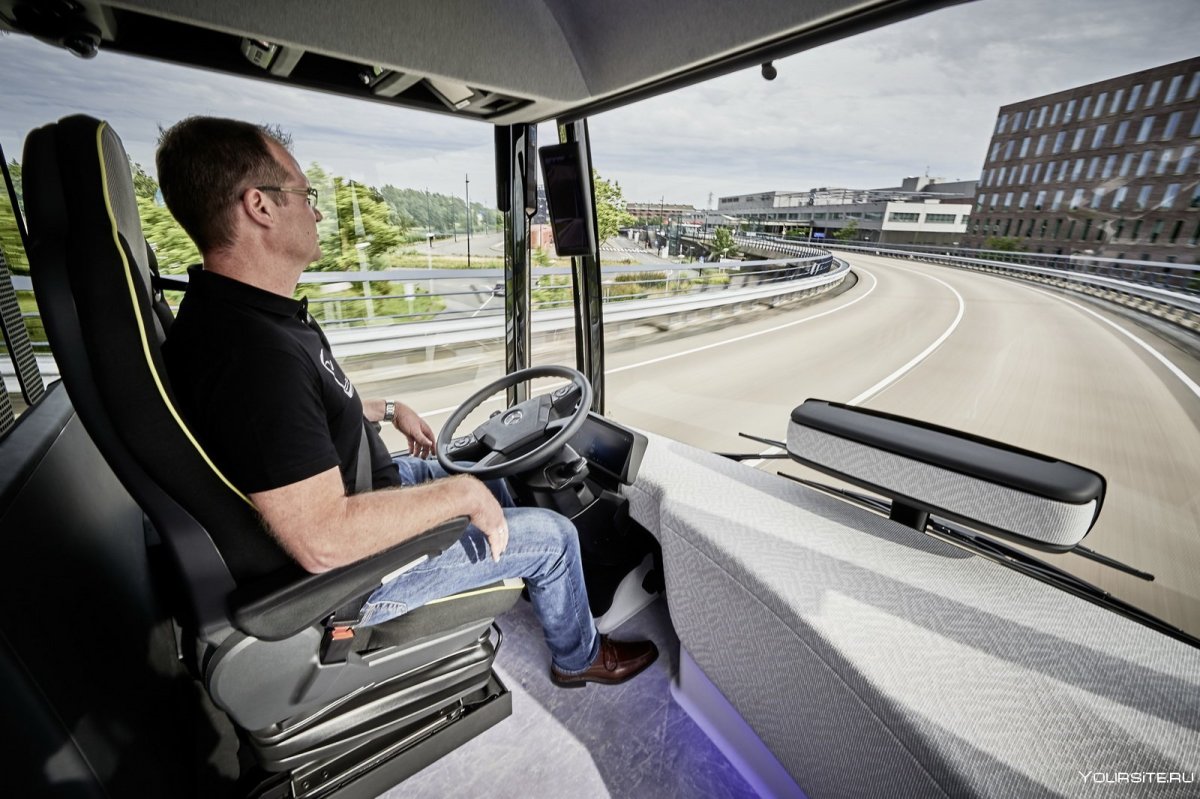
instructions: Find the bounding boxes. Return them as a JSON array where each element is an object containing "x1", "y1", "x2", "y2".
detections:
[
  {"x1": 320, "y1": 623, "x2": 357, "y2": 664},
  {"x1": 319, "y1": 602, "x2": 364, "y2": 664}
]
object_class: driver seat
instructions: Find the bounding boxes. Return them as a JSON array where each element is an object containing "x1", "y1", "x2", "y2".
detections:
[{"x1": 22, "y1": 114, "x2": 522, "y2": 796}]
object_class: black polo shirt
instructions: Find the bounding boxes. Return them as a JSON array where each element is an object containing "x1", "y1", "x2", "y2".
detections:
[{"x1": 164, "y1": 266, "x2": 401, "y2": 495}]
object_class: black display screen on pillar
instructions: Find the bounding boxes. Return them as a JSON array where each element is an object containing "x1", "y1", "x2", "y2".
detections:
[{"x1": 538, "y1": 142, "x2": 596, "y2": 257}]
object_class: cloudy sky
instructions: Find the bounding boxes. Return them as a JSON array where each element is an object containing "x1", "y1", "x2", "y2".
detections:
[{"x1": 1, "y1": 0, "x2": 1197, "y2": 210}]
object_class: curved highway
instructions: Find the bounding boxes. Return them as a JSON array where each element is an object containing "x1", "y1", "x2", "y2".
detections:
[{"x1": 363, "y1": 252, "x2": 1200, "y2": 638}]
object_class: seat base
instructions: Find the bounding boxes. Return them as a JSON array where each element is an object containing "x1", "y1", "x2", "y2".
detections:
[{"x1": 247, "y1": 670, "x2": 512, "y2": 799}]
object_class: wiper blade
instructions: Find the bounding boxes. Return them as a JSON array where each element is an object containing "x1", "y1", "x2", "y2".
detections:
[
  {"x1": 776, "y1": 471, "x2": 891, "y2": 514},
  {"x1": 717, "y1": 432, "x2": 791, "y2": 461},
  {"x1": 925, "y1": 518, "x2": 1198, "y2": 650},
  {"x1": 778, "y1": 471, "x2": 1197, "y2": 650},
  {"x1": 737, "y1": 431, "x2": 787, "y2": 449},
  {"x1": 718, "y1": 451, "x2": 790, "y2": 461},
  {"x1": 1072, "y1": 544, "x2": 1154, "y2": 581}
]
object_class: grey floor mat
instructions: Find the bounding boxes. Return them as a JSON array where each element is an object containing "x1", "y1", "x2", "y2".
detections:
[{"x1": 387, "y1": 596, "x2": 758, "y2": 798}]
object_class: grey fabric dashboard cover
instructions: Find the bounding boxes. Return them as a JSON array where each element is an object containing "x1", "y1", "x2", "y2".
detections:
[{"x1": 626, "y1": 432, "x2": 1200, "y2": 799}]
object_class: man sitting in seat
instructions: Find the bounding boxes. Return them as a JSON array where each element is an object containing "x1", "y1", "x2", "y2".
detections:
[{"x1": 158, "y1": 116, "x2": 656, "y2": 688}]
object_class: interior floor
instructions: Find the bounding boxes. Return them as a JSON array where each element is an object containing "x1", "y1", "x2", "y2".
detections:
[{"x1": 390, "y1": 595, "x2": 757, "y2": 798}]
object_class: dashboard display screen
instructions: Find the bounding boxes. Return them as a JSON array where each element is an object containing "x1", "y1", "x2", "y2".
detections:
[{"x1": 569, "y1": 414, "x2": 646, "y2": 484}]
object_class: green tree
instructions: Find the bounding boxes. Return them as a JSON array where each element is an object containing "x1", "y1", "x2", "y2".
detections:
[
  {"x1": 137, "y1": 196, "x2": 200, "y2": 274},
  {"x1": 984, "y1": 236, "x2": 1023, "y2": 252},
  {"x1": 6, "y1": 159, "x2": 20, "y2": 208},
  {"x1": 592, "y1": 170, "x2": 636, "y2": 244},
  {"x1": 311, "y1": 173, "x2": 406, "y2": 272},
  {"x1": 128, "y1": 157, "x2": 159, "y2": 200},
  {"x1": 832, "y1": 220, "x2": 859, "y2": 241},
  {"x1": 1, "y1": 159, "x2": 28, "y2": 274},
  {"x1": 710, "y1": 226, "x2": 735, "y2": 259}
]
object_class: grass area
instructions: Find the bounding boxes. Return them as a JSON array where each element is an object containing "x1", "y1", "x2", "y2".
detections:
[
  {"x1": 17, "y1": 292, "x2": 46, "y2": 350},
  {"x1": 531, "y1": 269, "x2": 731, "y2": 308},
  {"x1": 382, "y1": 252, "x2": 506, "y2": 269},
  {"x1": 297, "y1": 282, "x2": 445, "y2": 326}
]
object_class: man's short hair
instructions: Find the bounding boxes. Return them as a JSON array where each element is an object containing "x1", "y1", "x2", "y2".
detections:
[{"x1": 156, "y1": 116, "x2": 293, "y2": 253}]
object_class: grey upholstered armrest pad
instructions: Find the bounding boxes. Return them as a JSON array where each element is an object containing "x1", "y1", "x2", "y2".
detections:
[
  {"x1": 787, "y1": 399, "x2": 1104, "y2": 549},
  {"x1": 232, "y1": 517, "x2": 469, "y2": 641}
]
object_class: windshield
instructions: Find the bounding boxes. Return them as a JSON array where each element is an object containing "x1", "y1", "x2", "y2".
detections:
[{"x1": 1, "y1": 0, "x2": 1198, "y2": 640}]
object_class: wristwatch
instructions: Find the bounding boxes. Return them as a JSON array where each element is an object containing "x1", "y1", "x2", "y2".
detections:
[{"x1": 382, "y1": 399, "x2": 396, "y2": 423}]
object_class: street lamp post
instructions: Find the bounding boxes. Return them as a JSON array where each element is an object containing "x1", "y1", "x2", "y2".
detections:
[{"x1": 465, "y1": 173, "x2": 471, "y2": 268}]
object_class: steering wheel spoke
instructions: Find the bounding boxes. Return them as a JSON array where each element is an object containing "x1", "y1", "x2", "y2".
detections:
[
  {"x1": 445, "y1": 433, "x2": 488, "y2": 462},
  {"x1": 549, "y1": 383, "x2": 583, "y2": 418},
  {"x1": 475, "y1": 450, "x2": 507, "y2": 470}
]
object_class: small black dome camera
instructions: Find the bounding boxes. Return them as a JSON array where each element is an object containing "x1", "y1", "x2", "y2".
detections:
[
  {"x1": 63, "y1": 29, "x2": 100, "y2": 59},
  {"x1": 761, "y1": 61, "x2": 777, "y2": 81}
]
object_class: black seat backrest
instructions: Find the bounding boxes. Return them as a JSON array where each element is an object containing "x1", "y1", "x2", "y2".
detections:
[{"x1": 22, "y1": 115, "x2": 298, "y2": 598}]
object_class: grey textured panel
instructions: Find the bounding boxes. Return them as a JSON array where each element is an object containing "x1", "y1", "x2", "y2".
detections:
[
  {"x1": 628, "y1": 433, "x2": 1200, "y2": 799},
  {"x1": 108, "y1": 0, "x2": 915, "y2": 112},
  {"x1": 112, "y1": 0, "x2": 587, "y2": 99},
  {"x1": 788, "y1": 424, "x2": 1097, "y2": 547}
]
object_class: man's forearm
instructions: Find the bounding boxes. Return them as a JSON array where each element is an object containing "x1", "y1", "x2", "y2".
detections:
[
  {"x1": 362, "y1": 397, "x2": 387, "y2": 423},
  {"x1": 252, "y1": 466, "x2": 502, "y2": 573}
]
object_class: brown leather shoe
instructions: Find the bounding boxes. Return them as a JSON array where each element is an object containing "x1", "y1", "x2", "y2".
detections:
[{"x1": 550, "y1": 635, "x2": 659, "y2": 688}]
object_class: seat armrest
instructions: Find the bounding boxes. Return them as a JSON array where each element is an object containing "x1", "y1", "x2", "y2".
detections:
[{"x1": 231, "y1": 516, "x2": 469, "y2": 641}]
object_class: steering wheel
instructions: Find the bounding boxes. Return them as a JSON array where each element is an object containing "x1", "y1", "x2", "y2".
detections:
[{"x1": 436, "y1": 365, "x2": 593, "y2": 480}]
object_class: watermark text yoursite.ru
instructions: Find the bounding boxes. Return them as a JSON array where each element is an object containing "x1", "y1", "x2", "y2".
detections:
[{"x1": 1078, "y1": 771, "x2": 1196, "y2": 785}]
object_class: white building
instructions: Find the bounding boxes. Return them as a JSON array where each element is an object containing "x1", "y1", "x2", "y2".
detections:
[{"x1": 716, "y1": 176, "x2": 976, "y2": 244}]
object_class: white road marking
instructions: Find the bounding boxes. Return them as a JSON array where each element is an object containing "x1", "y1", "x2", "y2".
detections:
[
  {"x1": 606, "y1": 267, "x2": 879, "y2": 375},
  {"x1": 746, "y1": 260, "x2": 965, "y2": 467},
  {"x1": 845, "y1": 264, "x2": 966, "y2": 406},
  {"x1": 1030, "y1": 287, "x2": 1200, "y2": 402},
  {"x1": 419, "y1": 267, "x2": 880, "y2": 418}
]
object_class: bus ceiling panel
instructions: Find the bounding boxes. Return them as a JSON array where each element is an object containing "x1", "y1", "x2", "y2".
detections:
[
  {"x1": 100, "y1": 0, "x2": 589, "y2": 100},
  {"x1": 5, "y1": 0, "x2": 974, "y2": 124}
]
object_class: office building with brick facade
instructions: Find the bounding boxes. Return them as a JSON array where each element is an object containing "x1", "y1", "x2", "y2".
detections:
[{"x1": 964, "y1": 57, "x2": 1200, "y2": 264}]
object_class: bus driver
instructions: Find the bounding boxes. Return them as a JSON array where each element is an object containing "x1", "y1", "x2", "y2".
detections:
[{"x1": 158, "y1": 116, "x2": 657, "y2": 688}]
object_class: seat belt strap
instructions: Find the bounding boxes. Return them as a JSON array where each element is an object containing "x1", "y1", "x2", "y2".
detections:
[
  {"x1": 356, "y1": 425, "x2": 372, "y2": 494},
  {"x1": 322, "y1": 445, "x2": 371, "y2": 664}
]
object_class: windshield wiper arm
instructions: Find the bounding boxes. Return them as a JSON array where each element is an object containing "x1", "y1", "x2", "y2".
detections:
[
  {"x1": 778, "y1": 472, "x2": 1195, "y2": 650},
  {"x1": 717, "y1": 432, "x2": 791, "y2": 461},
  {"x1": 924, "y1": 518, "x2": 1196, "y2": 649},
  {"x1": 1072, "y1": 544, "x2": 1154, "y2": 581},
  {"x1": 776, "y1": 471, "x2": 891, "y2": 514},
  {"x1": 737, "y1": 431, "x2": 787, "y2": 449}
]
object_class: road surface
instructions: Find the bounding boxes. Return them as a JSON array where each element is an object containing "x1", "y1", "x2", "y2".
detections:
[{"x1": 355, "y1": 252, "x2": 1200, "y2": 638}]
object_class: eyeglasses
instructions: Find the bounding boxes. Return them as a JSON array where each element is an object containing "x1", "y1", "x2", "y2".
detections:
[{"x1": 256, "y1": 185, "x2": 319, "y2": 208}]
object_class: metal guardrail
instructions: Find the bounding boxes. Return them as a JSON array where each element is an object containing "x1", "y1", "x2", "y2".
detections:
[
  {"x1": 812, "y1": 241, "x2": 1200, "y2": 332},
  {"x1": 5, "y1": 254, "x2": 847, "y2": 377},
  {"x1": 717, "y1": 232, "x2": 1200, "y2": 334},
  {"x1": 748, "y1": 232, "x2": 1200, "y2": 295}
]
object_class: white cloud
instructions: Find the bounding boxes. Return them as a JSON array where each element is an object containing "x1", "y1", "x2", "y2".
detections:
[{"x1": 2, "y1": 0, "x2": 1197, "y2": 210}]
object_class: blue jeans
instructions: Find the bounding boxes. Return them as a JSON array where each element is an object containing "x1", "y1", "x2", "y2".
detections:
[{"x1": 360, "y1": 456, "x2": 600, "y2": 673}]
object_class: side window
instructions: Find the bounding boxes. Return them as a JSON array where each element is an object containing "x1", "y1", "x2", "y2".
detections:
[{"x1": 0, "y1": 34, "x2": 515, "y2": 453}]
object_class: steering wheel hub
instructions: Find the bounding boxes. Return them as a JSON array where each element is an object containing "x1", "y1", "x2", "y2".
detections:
[{"x1": 436, "y1": 365, "x2": 593, "y2": 480}]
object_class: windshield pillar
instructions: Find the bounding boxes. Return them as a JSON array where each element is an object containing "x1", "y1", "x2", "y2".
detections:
[
  {"x1": 558, "y1": 118, "x2": 606, "y2": 413},
  {"x1": 495, "y1": 124, "x2": 536, "y2": 405}
]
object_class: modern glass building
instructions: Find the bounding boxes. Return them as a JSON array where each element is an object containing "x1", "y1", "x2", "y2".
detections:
[{"x1": 965, "y1": 57, "x2": 1200, "y2": 264}]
